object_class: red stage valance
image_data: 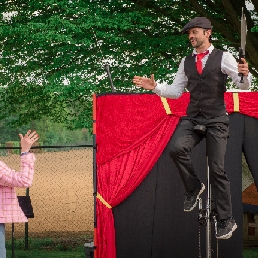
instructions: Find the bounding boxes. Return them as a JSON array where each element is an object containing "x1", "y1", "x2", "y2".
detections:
[{"x1": 95, "y1": 92, "x2": 258, "y2": 258}]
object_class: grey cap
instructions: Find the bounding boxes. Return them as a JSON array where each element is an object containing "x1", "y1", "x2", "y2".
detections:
[{"x1": 181, "y1": 17, "x2": 212, "y2": 34}]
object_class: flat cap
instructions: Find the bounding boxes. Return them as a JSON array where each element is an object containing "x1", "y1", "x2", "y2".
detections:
[{"x1": 181, "y1": 17, "x2": 212, "y2": 33}]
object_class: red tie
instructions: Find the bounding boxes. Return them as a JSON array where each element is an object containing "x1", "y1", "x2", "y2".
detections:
[{"x1": 196, "y1": 50, "x2": 209, "y2": 74}]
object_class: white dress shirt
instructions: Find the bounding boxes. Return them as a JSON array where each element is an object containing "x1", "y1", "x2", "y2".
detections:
[{"x1": 153, "y1": 44, "x2": 252, "y2": 99}]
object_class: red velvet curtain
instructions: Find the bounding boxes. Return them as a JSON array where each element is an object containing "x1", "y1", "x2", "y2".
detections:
[
  {"x1": 96, "y1": 93, "x2": 189, "y2": 258},
  {"x1": 95, "y1": 92, "x2": 258, "y2": 258},
  {"x1": 96, "y1": 120, "x2": 177, "y2": 258}
]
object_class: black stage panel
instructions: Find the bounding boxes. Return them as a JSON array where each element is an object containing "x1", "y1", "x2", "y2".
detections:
[{"x1": 113, "y1": 113, "x2": 253, "y2": 258}]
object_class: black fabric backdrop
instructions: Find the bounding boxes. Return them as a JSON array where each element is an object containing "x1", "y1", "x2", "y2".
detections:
[{"x1": 112, "y1": 113, "x2": 255, "y2": 258}]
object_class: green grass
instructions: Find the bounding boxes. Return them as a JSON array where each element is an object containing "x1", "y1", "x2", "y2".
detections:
[
  {"x1": 5, "y1": 237, "x2": 258, "y2": 258},
  {"x1": 243, "y1": 248, "x2": 258, "y2": 258},
  {"x1": 5, "y1": 237, "x2": 89, "y2": 258},
  {"x1": 7, "y1": 249, "x2": 85, "y2": 258},
  {"x1": 5, "y1": 248, "x2": 258, "y2": 258},
  {"x1": 5, "y1": 249, "x2": 258, "y2": 258}
]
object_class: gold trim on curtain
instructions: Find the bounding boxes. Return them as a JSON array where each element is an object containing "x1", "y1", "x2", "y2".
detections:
[
  {"x1": 97, "y1": 192, "x2": 112, "y2": 209},
  {"x1": 233, "y1": 93, "x2": 239, "y2": 112},
  {"x1": 161, "y1": 97, "x2": 172, "y2": 114}
]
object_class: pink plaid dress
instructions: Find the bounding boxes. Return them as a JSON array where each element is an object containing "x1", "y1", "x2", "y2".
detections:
[{"x1": 0, "y1": 153, "x2": 36, "y2": 223}]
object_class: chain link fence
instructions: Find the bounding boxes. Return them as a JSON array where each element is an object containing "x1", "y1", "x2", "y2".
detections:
[
  {"x1": 0, "y1": 146, "x2": 94, "y2": 242},
  {"x1": 1, "y1": 145, "x2": 258, "y2": 246}
]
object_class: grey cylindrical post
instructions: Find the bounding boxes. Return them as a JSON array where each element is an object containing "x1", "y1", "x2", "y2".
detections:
[{"x1": 206, "y1": 157, "x2": 211, "y2": 258}]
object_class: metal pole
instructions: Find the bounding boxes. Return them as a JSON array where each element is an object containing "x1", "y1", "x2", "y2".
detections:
[
  {"x1": 104, "y1": 63, "x2": 116, "y2": 92},
  {"x1": 25, "y1": 188, "x2": 29, "y2": 250},
  {"x1": 206, "y1": 157, "x2": 211, "y2": 258},
  {"x1": 93, "y1": 94, "x2": 98, "y2": 258},
  {"x1": 93, "y1": 94, "x2": 97, "y2": 229},
  {"x1": 12, "y1": 223, "x2": 14, "y2": 258}
]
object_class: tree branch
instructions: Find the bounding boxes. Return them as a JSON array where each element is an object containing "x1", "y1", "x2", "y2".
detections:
[
  {"x1": 251, "y1": 0, "x2": 258, "y2": 13},
  {"x1": 188, "y1": 0, "x2": 238, "y2": 43},
  {"x1": 249, "y1": 66, "x2": 258, "y2": 78},
  {"x1": 221, "y1": 0, "x2": 242, "y2": 33}
]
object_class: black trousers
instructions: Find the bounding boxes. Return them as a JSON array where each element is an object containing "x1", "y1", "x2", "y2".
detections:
[{"x1": 169, "y1": 113, "x2": 232, "y2": 220}]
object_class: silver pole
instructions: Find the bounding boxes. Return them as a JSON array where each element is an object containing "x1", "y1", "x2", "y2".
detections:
[{"x1": 206, "y1": 157, "x2": 211, "y2": 258}]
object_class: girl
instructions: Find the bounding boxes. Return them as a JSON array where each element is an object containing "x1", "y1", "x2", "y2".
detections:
[{"x1": 0, "y1": 130, "x2": 39, "y2": 257}]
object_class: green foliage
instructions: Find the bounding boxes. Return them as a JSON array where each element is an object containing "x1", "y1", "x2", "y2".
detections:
[
  {"x1": 29, "y1": 118, "x2": 90, "y2": 145},
  {"x1": 0, "y1": 1, "x2": 257, "y2": 129},
  {"x1": 0, "y1": 117, "x2": 90, "y2": 146},
  {"x1": 5, "y1": 141, "x2": 20, "y2": 154}
]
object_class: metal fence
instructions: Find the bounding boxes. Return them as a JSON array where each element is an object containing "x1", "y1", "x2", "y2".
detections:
[
  {"x1": 1, "y1": 145, "x2": 258, "y2": 245},
  {"x1": 0, "y1": 145, "x2": 94, "y2": 241}
]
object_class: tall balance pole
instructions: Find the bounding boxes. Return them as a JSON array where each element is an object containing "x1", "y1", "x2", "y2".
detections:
[
  {"x1": 206, "y1": 157, "x2": 211, "y2": 258},
  {"x1": 25, "y1": 188, "x2": 29, "y2": 250},
  {"x1": 93, "y1": 94, "x2": 98, "y2": 258}
]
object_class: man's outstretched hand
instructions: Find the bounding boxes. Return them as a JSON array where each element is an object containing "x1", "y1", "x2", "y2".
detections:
[{"x1": 133, "y1": 74, "x2": 157, "y2": 90}]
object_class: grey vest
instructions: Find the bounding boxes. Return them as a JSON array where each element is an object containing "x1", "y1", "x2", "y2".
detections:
[{"x1": 184, "y1": 48, "x2": 228, "y2": 118}]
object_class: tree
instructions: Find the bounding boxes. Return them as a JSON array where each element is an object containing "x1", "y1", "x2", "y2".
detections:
[
  {"x1": 0, "y1": 117, "x2": 90, "y2": 146},
  {"x1": 0, "y1": 0, "x2": 257, "y2": 130}
]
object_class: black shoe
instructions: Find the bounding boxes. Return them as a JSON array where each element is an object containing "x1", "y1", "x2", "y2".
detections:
[
  {"x1": 184, "y1": 182, "x2": 205, "y2": 212},
  {"x1": 216, "y1": 217, "x2": 237, "y2": 239}
]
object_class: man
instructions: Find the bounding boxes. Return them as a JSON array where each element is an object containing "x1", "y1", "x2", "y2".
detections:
[{"x1": 133, "y1": 17, "x2": 252, "y2": 239}]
